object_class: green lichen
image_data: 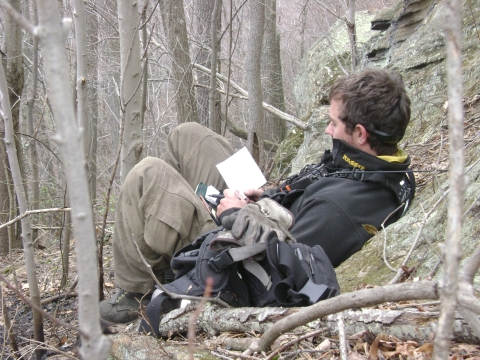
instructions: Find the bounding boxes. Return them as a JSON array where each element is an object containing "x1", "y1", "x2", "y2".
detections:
[{"x1": 270, "y1": 128, "x2": 304, "y2": 181}]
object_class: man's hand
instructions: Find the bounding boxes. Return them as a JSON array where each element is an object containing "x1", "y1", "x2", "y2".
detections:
[
  {"x1": 217, "y1": 189, "x2": 248, "y2": 215},
  {"x1": 220, "y1": 198, "x2": 294, "y2": 245}
]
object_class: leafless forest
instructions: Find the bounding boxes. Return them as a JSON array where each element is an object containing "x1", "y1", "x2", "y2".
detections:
[{"x1": 0, "y1": 0, "x2": 476, "y2": 359}]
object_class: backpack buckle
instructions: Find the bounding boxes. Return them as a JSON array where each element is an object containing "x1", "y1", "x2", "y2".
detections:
[
  {"x1": 352, "y1": 168, "x2": 365, "y2": 181},
  {"x1": 208, "y1": 248, "x2": 234, "y2": 272},
  {"x1": 294, "y1": 279, "x2": 337, "y2": 305}
]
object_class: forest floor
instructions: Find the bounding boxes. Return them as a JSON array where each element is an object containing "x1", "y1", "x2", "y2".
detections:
[{"x1": 2, "y1": 237, "x2": 480, "y2": 359}]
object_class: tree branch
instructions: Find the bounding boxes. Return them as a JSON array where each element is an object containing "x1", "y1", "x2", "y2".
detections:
[
  {"x1": 255, "y1": 281, "x2": 439, "y2": 352},
  {"x1": 0, "y1": 0, "x2": 35, "y2": 34},
  {"x1": 193, "y1": 63, "x2": 308, "y2": 130}
]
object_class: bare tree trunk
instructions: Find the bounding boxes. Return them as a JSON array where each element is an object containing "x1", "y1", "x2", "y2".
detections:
[
  {"x1": 434, "y1": 0, "x2": 464, "y2": 359},
  {"x1": 262, "y1": 0, "x2": 286, "y2": 145},
  {"x1": 345, "y1": 0, "x2": 357, "y2": 71},
  {"x1": 159, "y1": 0, "x2": 199, "y2": 124},
  {"x1": 246, "y1": 0, "x2": 266, "y2": 167},
  {"x1": 117, "y1": 0, "x2": 144, "y2": 182},
  {"x1": 73, "y1": 0, "x2": 91, "y2": 185},
  {"x1": 34, "y1": 1, "x2": 111, "y2": 357},
  {"x1": 87, "y1": 0, "x2": 101, "y2": 204},
  {"x1": 140, "y1": 5, "x2": 148, "y2": 132},
  {"x1": 195, "y1": 0, "x2": 215, "y2": 126},
  {"x1": 0, "y1": 0, "x2": 24, "y2": 255},
  {"x1": 300, "y1": 0, "x2": 308, "y2": 61},
  {"x1": 0, "y1": 54, "x2": 45, "y2": 360},
  {"x1": 26, "y1": 4, "x2": 40, "y2": 255},
  {"x1": 208, "y1": 0, "x2": 222, "y2": 134}
]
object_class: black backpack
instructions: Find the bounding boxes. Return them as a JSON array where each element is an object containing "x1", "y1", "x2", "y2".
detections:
[{"x1": 139, "y1": 227, "x2": 340, "y2": 337}]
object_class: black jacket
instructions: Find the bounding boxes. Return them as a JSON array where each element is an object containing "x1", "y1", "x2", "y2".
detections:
[{"x1": 267, "y1": 139, "x2": 414, "y2": 267}]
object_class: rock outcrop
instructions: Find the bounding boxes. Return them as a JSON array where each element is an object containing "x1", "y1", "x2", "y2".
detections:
[{"x1": 290, "y1": 0, "x2": 480, "y2": 292}]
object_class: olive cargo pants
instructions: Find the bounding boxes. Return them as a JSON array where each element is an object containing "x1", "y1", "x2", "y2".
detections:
[{"x1": 113, "y1": 123, "x2": 234, "y2": 294}]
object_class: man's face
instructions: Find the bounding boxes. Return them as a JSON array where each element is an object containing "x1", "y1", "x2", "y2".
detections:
[{"x1": 325, "y1": 99, "x2": 354, "y2": 144}]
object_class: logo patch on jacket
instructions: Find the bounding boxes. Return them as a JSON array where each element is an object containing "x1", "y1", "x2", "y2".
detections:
[{"x1": 342, "y1": 154, "x2": 365, "y2": 170}]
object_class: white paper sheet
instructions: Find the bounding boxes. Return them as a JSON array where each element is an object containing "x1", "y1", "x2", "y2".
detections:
[{"x1": 216, "y1": 147, "x2": 266, "y2": 193}]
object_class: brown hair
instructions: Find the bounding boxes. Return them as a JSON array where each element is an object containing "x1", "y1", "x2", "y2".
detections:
[{"x1": 329, "y1": 68, "x2": 411, "y2": 155}]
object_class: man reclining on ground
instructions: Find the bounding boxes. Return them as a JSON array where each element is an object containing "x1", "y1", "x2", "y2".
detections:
[{"x1": 100, "y1": 67, "x2": 415, "y2": 324}]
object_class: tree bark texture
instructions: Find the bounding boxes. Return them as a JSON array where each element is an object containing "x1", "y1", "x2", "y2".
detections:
[
  {"x1": 434, "y1": 0, "x2": 465, "y2": 359},
  {"x1": 346, "y1": 0, "x2": 357, "y2": 71},
  {"x1": 159, "y1": 0, "x2": 199, "y2": 124},
  {"x1": 156, "y1": 303, "x2": 479, "y2": 344},
  {"x1": 35, "y1": 1, "x2": 111, "y2": 358},
  {"x1": 117, "y1": 0, "x2": 144, "y2": 182},
  {"x1": 261, "y1": 0, "x2": 286, "y2": 144},
  {"x1": 246, "y1": 0, "x2": 266, "y2": 167}
]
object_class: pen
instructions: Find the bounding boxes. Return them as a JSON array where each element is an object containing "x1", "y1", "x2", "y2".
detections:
[{"x1": 209, "y1": 194, "x2": 224, "y2": 199}]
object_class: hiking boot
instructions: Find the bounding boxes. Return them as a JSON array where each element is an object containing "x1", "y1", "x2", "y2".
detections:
[{"x1": 99, "y1": 289, "x2": 151, "y2": 324}]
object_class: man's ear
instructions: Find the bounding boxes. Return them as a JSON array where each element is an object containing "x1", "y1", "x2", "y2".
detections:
[
  {"x1": 354, "y1": 124, "x2": 369, "y2": 146},
  {"x1": 354, "y1": 124, "x2": 377, "y2": 156}
]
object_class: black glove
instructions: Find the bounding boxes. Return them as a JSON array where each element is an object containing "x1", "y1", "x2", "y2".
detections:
[{"x1": 220, "y1": 198, "x2": 295, "y2": 245}]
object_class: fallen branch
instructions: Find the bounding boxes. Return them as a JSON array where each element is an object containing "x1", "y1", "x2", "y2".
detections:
[
  {"x1": 253, "y1": 281, "x2": 440, "y2": 353},
  {"x1": 156, "y1": 288, "x2": 480, "y2": 351},
  {"x1": 0, "y1": 208, "x2": 71, "y2": 230}
]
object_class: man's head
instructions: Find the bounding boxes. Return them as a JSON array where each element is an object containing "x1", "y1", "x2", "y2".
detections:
[{"x1": 326, "y1": 68, "x2": 411, "y2": 156}]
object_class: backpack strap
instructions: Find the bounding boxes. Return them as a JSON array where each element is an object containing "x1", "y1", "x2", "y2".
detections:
[
  {"x1": 243, "y1": 258, "x2": 273, "y2": 290},
  {"x1": 207, "y1": 242, "x2": 273, "y2": 290},
  {"x1": 208, "y1": 242, "x2": 267, "y2": 272}
]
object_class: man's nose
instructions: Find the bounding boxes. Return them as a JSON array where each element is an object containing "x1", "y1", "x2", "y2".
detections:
[{"x1": 325, "y1": 122, "x2": 333, "y2": 136}]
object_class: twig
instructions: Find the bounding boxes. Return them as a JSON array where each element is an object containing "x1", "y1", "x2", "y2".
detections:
[
  {"x1": 188, "y1": 277, "x2": 213, "y2": 360},
  {"x1": 0, "y1": 274, "x2": 88, "y2": 339},
  {"x1": 97, "y1": 70, "x2": 126, "y2": 300},
  {"x1": 15, "y1": 337, "x2": 79, "y2": 360},
  {"x1": 40, "y1": 292, "x2": 77, "y2": 305},
  {"x1": 0, "y1": 208, "x2": 71, "y2": 230},
  {"x1": 0, "y1": 283, "x2": 21, "y2": 358},
  {"x1": 210, "y1": 351, "x2": 234, "y2": 360},
  {"x1": 395, "y1": 301, "x2": 440, "y2": 309},
  {"x1": 217, "y1": 348, "x2": 262, "y2": 360},
  {"x1": 337, "y1": 312, "x2": 348, "y2": 360},
  {"x1": 380, "y1": 203, "x2": 406, "y2": 272},
  {"x1": 389, "y1": 191, "x2": 449, "y2": 284},
  {"x1": 264, "y1": 328, "x2": 328, "y2": 360}
]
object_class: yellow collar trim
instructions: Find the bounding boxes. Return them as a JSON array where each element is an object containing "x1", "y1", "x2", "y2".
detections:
[{"x1": 377, "y1": 149, "x2": 408, "y2": 164}]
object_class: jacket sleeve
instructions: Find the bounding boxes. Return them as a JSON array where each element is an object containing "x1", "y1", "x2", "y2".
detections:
[{"x1": 289, "y1": 195, "x2": 369, "y2": 268}]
